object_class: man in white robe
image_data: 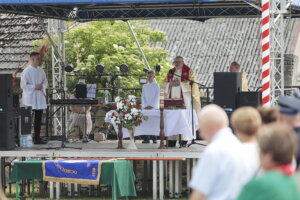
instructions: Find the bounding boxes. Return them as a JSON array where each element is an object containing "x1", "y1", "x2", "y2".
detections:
[
  {"x1": 141, "y1": 70, "x2": 160, "y2": 143},
  {"x1": 21, "y1": 52, "x2": 48, "y2": 144}
]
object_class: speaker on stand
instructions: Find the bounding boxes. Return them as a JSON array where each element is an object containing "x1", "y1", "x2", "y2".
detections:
[{"x1": 213, "y1": 72, "x2": 242, "y2": 117}]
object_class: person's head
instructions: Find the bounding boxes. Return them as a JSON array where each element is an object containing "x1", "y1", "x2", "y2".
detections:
[
  {"x1": 173, "y1": 56, "x2": 184, "y2": 70},
  {"x1": 277, "y1": 112, "x2": 299, "y2": 127},
  {"x1": 258, "y1": 122, "x2": 298, "y2": 170},
  {"x1": 257, "y1": 106, "x2": 278, "y2": 125},
  {"x1": 231, "y1": 107, "x2": 262, "y2": 142},
  {"x1": 199, "y1": 104, "x2": 229, "y2": 143},
  {"x1": 229, "y1": 61, "x2": 240, "y2": 72},
  {"x1": 146, "y1": 70, "x2": 155, "y2": 83},
  {"x1": 29, "y1": 51, "x2": 40, "y2": 67}
]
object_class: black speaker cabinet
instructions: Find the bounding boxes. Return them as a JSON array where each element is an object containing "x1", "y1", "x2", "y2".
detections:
[
  {"x1": 214, "y1": 72, "x2": 241, "y2": 112},
  {"x1": 19, "y1": 107, "x2": 32, "y2": 135},
  {"x1": 0, "y1": 74, "x2": 13, "y2": 112},
  {"x1": 0, "y1": 112, "x2": 15, "y2": 150},
  {"x1": 237, "y1": 92, "x2": 262, "y2": 108}
]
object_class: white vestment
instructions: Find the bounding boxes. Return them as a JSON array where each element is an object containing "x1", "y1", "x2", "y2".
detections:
[
  {"x1": 141, "y1": 82, "x2": 160, "y2": 110},
  {"x1": 20, "y1": 65, "x2": 48, "y2": 110}
]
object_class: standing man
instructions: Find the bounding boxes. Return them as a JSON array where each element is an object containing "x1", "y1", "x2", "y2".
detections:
[
  {"x1": 141, "y1": 70, "x2": 160, "y2": 143},
  {"x1": 164, "y1": 56, "x2": 201, "y2": 146},
  {"x1": 229, "y1": 61, "x2": 248, "y2": 91},
  {"x1": 165, "y1": 56, "x2": 201, "y2": 110},
  {"x1": 21, "y1": 52, "x2": 48, "y2": 144},
  {"x1": 189, "y1": 104, "x2": 247, "y2": 200},
  {"x1": 68, "y1": 84, "x2": 93, "y2": 143}
]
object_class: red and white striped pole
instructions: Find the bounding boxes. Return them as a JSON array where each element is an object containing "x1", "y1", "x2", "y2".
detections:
[{"x1": 262, "y1": 0, "x2": 271, "y2": 107}]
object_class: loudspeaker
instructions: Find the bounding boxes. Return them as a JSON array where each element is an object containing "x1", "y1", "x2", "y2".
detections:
[
  {"x1": 0, "y1": 112, "x2": 15, "y2": 150},
  {"x1": 237, "y1": 92, "x2": 262, "y2": 108},
  {"x1": 214, "y1": 72, "x2": 241, "y2": 112},
  {"x1": 75, "y1": 84, "x2": 87, "y2": 98},
  {"x1": 19, "y1": 107, "x2": 32, "y2": 135},
  {"x1": 0, "y1": 74, "x2": 13, "y2": 112}
]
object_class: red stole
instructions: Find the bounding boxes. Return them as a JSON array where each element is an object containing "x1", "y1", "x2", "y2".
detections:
[{"x1": 167, "y1": 65, "x2": 191, "y2": 98}]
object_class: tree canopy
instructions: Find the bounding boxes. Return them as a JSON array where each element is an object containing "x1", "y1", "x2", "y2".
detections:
[{"x1": 63, "y1": 20, "x2": 172, "y2": 97}]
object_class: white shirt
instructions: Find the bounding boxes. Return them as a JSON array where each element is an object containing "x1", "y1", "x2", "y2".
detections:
[
  {"x1": 189, "y1": 127, "x2": 247, "y2": 200},
  {"x1": 240, "y1": 142, "x2": 260, "y2": 181},
  {"x1": 21, "y1": 65, "x2": 48, "y2": 110},
  {"x1": 141, "y1": 82, "x2": 160, "y2": 109}
]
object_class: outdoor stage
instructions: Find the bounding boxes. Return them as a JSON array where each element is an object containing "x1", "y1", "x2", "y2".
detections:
[
  {"x1": 0, "y1": 140, "x2": 205, "y2": 158},
  {"x1": 0, "y1": 140, "x2": 206, "y2": 200}
]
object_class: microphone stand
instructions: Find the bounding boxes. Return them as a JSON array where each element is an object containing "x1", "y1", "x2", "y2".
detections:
[{"x1": 169, "y1": 72, "x2": 206, "y2": 147}]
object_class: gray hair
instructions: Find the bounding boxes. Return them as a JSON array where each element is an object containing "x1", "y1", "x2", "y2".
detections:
[{"x1": 147, "y1": 70, "x2": 155, "y2": 75}]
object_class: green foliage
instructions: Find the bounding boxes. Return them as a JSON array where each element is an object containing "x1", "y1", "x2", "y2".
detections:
[{"x1": 63, "y1": 20, "x2": 171, "y2": 96}]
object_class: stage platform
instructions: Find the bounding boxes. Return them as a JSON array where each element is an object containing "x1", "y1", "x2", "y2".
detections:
[
  {"x1": 0, "y1": 140, "x2": 206, "y2": 159},
  {"x1": 0, "y1": 140, "x2": 206, "y2": 199}
]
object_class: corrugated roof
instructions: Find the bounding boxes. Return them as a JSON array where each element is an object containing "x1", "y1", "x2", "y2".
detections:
[
  {"x1": 150, "y1": 18, "x2": 300, "y2": 93},
  {"x1": 0, "y1": 14, "x2": 45, "y2": 74}
]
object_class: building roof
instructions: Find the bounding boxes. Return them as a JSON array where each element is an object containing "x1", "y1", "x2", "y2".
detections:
[
  {"x1": 150, "y1": 18, "x2": 300, "y2": 92},
  {"x1": 0, "y1": 14, "x2": 45, "y2": 74}
]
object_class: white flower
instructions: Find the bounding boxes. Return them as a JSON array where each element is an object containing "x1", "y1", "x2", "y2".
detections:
[
  {"x1": 127, "y1": 95, "x2": 136, "y2": 102},
  {"x1": 131, "y1": 108, "x2": 138, "y2": 114},
  {"x1": 117, "y1": 102, "x2": 124, "y2": 109},
  {"x1": 115, "y1": 96, "x2": 121, "y2": 102}
]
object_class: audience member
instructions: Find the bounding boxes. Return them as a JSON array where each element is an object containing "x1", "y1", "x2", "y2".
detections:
[
  {"x1": 189, "y1": 104, "x2": 246, "y2": 200},
  {"x1": 231, "y1": 107, "x2": 262, "y2": 180},
  {"x1": 277, "y1": 95, "x2": 300, "y2": 167},
  {"x1": 257, "y1": 106, "x2": 278, "y2": 125},
  {"x1": 237, "y1": 122, "x2": 300, "y2": 200}
]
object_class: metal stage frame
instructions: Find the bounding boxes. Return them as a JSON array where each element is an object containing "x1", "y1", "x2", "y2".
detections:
[{"x1": 0, "y1": 141, "x2": 204, "y2": 199}]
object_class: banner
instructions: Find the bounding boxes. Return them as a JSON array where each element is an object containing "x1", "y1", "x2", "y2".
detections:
[{"x1": 43, "y1": 159, "x2": 107, "y2": 185}]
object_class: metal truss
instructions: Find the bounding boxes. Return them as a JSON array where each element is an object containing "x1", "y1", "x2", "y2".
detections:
[
  {"x1": 0, "y1": 2, "x2": 261, "y2": 21},
  {"x1": 46, "y1": 19, "x2": 66, "y2": 137},
  {"x1": 270, "y1": 0, "x2": 290, "y2": 104}
]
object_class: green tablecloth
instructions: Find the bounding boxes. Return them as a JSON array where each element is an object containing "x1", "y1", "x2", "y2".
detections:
[{"x1": 9, "y1": 159, "x2": 136, "y2": 200}]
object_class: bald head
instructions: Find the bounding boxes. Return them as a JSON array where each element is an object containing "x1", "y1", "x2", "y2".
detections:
[{"x1": 199, "y1": 104, "x2": 229, "y2": 142}]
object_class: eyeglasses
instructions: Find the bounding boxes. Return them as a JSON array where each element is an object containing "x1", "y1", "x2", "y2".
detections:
[{"x1": 173, "y1": 61, "x2": 183, "y2": 64}]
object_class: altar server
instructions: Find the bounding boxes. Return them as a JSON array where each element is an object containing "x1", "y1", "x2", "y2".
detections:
[
  {"x1": 141, "y1": 70, "x2": 159, "y2": 143},
  {"x1": 21, "y1": 51, "x2": 48, "y2": 144}
]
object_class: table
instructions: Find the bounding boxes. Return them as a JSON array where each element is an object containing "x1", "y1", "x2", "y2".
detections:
[
  {"x1": 9, "y1": 159, "x2": 136, "y2": 200},
  {"x1": 106, "y1": 109, "x2": 198, "y2": 139}
]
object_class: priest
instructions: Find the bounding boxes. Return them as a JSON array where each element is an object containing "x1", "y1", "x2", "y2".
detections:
[{"x1": 164, "y1": 56, "x2": 201, "y2": 147}]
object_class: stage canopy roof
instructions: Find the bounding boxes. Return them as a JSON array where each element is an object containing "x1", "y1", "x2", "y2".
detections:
[{"x1": 0, "y1": 0, "x2": 300, "y2": 21}]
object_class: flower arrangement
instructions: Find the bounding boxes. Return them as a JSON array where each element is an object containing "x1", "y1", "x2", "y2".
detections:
[{"x1": 109, "y1": 95, "x2": 147, "y2": 130}]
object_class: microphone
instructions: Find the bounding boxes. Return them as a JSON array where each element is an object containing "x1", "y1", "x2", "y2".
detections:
[{"x1": 168, "y1": 70, "x2": 174, "y2": 75}]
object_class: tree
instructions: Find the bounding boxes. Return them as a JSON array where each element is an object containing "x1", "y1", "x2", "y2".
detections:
[{"x1": 63, "y1": 20, "x2": 171, "y2": 97}]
